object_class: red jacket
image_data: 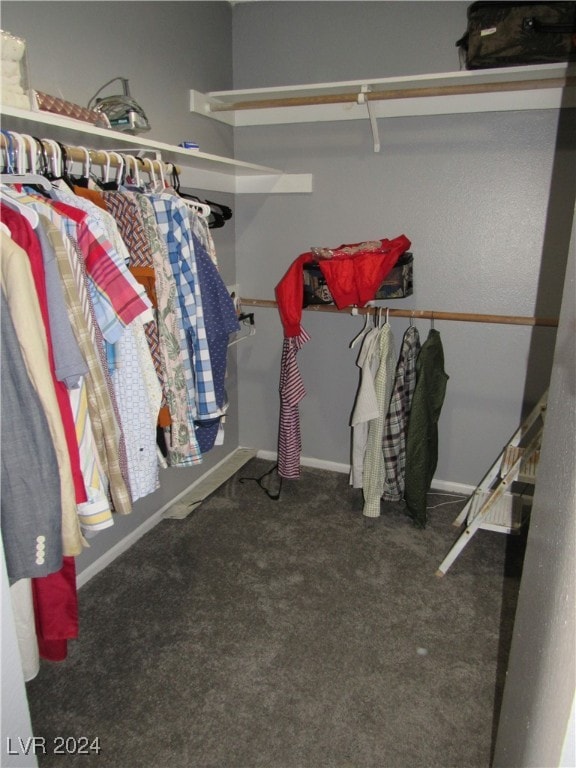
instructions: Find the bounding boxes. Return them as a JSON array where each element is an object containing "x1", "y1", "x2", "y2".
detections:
[{"x1": 275, "y1": 234, "x2": 411, "y2": 337}]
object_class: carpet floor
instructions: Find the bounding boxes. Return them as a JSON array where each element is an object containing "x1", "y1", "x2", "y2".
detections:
[{"x1": 25, "y1": 459, "x2": 525, "y2": 768}]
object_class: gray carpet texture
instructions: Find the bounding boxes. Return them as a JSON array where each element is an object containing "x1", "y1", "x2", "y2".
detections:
[{"x1": 25, "y1": 459, "x2": 525, "y2": 768}]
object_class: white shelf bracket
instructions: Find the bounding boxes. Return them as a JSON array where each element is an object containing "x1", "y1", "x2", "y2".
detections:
[{"x1": 357, "y1": 85, "x2": 380, "y2": 153}]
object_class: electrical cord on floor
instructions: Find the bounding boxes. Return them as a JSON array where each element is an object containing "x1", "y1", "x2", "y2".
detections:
[{"x1": 426, "y1": 492, "x2": 468, "y2": 510}]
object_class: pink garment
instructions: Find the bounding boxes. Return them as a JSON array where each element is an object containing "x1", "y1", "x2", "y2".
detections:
[
  {"x1": 278, "y1": 328, "x2": 310, "y2": 478},
  {"x1": 32, "y1": 557, "x2": 78, "y2": 662}
]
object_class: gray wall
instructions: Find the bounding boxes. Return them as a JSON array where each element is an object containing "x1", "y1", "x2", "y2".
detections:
[
  {"x1": 493, "y1": 205, "x2": 576, "y2": 768},
  {"x1": 2, "y1": 1, "x2": 234, "y2": 151},
  {"x1": 232, "y1": 1, "x2": 572, "y2": 488}
]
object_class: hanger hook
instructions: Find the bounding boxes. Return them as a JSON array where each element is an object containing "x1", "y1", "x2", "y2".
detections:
[
  {"x1": 158, "y1": 160, "x2": 166, "y2": 190},
  {"x1": 76, "y1": 145, "x2": 91, "y2": 178},
  {"x1": 99, "y1": 150, "x2": 111, "y2": 184},
  {"x1": 108, "y1": 152, "x2": 124, "y2": 185},
  {"x1": 145, "y1": 157, "x2": 157, "y2": 189},
  {"x1": 42, "y1": 138, "x2": 61, "y2": 179},
  {"x1": 430, "y1": 311, "x2": 435, "y2": 330},
  {"x1": 20, "y1": 134, "x2": 37, "y2": 173},
  {"x1": 1, "y1": 129, "x2": 15, "y2": 173},
  {"x1": 127, "y1": 154, "x2": 140, "y2": 187},
  {"x1": 11, "y1": 132, "x2": 26, "y2": 174}
]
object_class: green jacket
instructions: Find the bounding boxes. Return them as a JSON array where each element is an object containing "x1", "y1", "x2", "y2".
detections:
[{"x1": 404, "y1": 329, "x2": 449, "y2": 528}]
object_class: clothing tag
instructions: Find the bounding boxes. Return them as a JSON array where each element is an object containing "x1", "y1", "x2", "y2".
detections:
[{"x1": 480, "y1": 27, "x2": 497, "y2": 36}]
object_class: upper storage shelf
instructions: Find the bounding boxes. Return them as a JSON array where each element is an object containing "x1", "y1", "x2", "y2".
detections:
[
  {"x1": 191, "y1": 63, "x2": 576, "y2": 127},
  {"x1": 0, "y1": 105, "x2": 312, "y2": 194}
]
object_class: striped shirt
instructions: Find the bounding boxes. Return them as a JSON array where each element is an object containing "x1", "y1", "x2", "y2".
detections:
[{"x1": 278, "y1": 328, "x2": 310, "y2": 479}]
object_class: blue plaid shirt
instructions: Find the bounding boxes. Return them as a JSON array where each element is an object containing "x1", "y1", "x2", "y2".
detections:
[{"x1": 150, "y1": 193, "x2": 218, "y2": 422}]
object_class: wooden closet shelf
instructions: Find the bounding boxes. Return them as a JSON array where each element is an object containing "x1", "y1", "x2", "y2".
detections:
[
  {"x1": 240, "y1": 298, "x2": 559, "y2": 327},
  {"x1": 210, "y1": 75, "x2": 576, "y2": 113},
  {"x1": 192, "y1": 63, "x2": 576, "y2": 128}
]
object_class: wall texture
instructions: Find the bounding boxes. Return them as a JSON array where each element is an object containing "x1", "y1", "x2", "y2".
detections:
[
  {"x1": 493, "y1": 205, "x2": 575, "y2": 768},
  {"x1": 232, "y1": 1, "x2": 573, "y2": 488}
]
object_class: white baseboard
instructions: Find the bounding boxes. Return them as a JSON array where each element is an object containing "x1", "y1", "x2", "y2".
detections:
[
  {"x1": 256, "y1": 449, "x2": 350, "y2": 476},
  {"x1": 429, "y1": 479, "x2": 475, "y2": 496},
  {"x1": 256, "y1": 449, "x2": 475, "y2": 496},
  {"x1": 77, "y1": 447, "x2": 253, "y2": 589}
]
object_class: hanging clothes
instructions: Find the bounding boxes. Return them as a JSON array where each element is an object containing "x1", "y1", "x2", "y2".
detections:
[
  {"x1": 148, "y1": 193, "x2": 211, "y2": 437},
  {"x1": 0, "y1": 220, "x2": 85, "y2": 556},
  {"x1": 102, "y1": 189, "x2": 168, "y2": 418},
  {"x1": 349, "y1": 325, "x2": 381, "y2": 489},
  {"x1": 382, "y1": 325, "x2": 421, "y2": 502},
  {"x1": 3, "y1": 188, "x2": 135, "y2": 516},
  {"x1": 1, "y1": 289, "x2": 63, "y2": 582},
  {"x1": 135, "y1": 193, "x2": 198, "y2": 467},
  {"x1": 190, "y1": 230, "x2": 240, "y2": 453},
  {"x1": 278, "y1": 327, "x2": 311, "y2": 478},
  {"x1": 0, "y1": 158, "x2": 239, "y2": 672},
  {"x1": 404, "y1": 329, "x2": 449, "y2": 528},
  {"x1": 361, "y1": 322, "x2": 397, "y2": 518}
]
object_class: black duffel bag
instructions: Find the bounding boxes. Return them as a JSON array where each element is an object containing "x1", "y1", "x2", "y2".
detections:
[{"x1": 457, "y1": 1, "x2": 576, "y2": 69}]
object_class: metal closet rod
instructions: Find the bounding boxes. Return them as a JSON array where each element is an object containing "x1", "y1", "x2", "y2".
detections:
[{"x1": 239, "y1": 298, "x2": 559, "y2": 328}]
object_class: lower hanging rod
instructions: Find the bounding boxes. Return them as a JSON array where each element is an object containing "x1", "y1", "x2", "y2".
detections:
[{"x1": 240, "y1": 298, "x2": 558, "y2": 328}]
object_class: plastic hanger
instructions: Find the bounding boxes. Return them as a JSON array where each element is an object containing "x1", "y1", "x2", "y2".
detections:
[
  {"x1": 228, "y1": 315, "x2": 256, "y2": 347},
  {"x1": 350, "y1": 303, "x2": 375, "y2": 349},
  {"x1": 144, "y1": 157, "x2": 157, "y2": 190},
  {"x1": 157, "y1": 158, "x2": 166, "y2": 190},
  {"x1": 11, "y1": 132, "x2": 28, "y2": 175},
  {"x1": 0, "y1": 172, "x2": 52, "y2": 192},
  {"x1": 124, "y1": 154, "x2": 141, "y2": 188},
  {"x1": 101, "y1": 151, "x2": 124, "y2": 189},
  {"x1": 1, "y1": 128, "x2": 15, "y2": 172},
  {"x1": 182, "y1": 197, "x2": 211, "y2": 218},
  {"x1": 18, "y1": 134, "x2": 38, "y2": 174},
  {"x1": 0, "y1": 182, "x2": 40, "y2": 228}
]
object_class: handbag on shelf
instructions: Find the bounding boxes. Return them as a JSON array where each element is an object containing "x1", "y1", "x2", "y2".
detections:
[
  {"x1": 456, "y1": 2, "x2": 576, "y2": 69},
  {"x1": 303, "y1": 252, "x2": 414, "y2": 306}
]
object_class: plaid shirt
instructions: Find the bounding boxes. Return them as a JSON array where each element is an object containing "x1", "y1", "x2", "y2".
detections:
[
  {"x1": 49, "y1": 191, "x2": 152, "y2": 343},
  {"x1": 150, "y1": 193, "x2": 218, "y2": 421},
  {"x1": 382, "y1": 326, "x2": 421, "y2": 502}
]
